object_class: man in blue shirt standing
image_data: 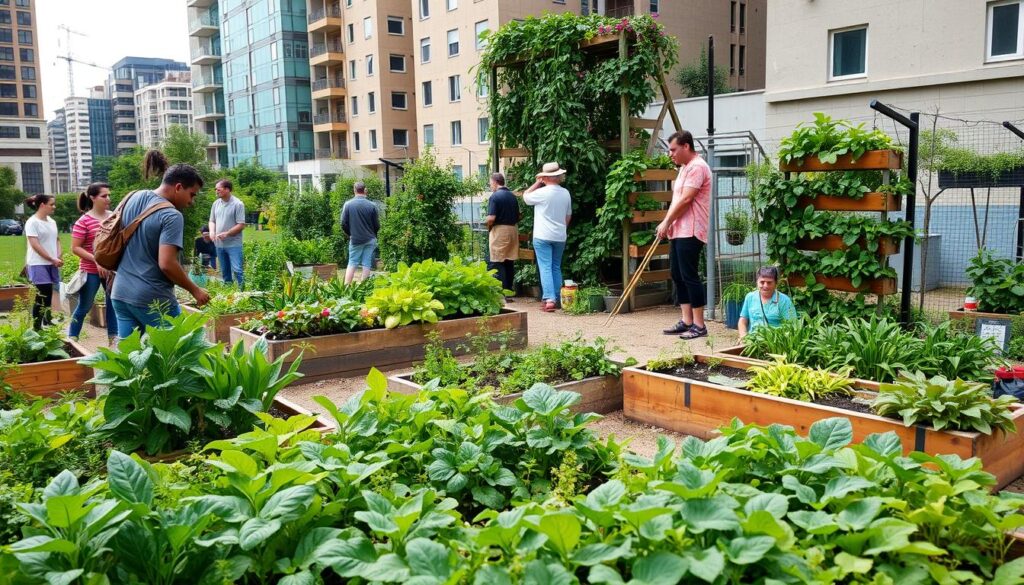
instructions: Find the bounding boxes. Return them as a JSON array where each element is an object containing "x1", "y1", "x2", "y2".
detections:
[{"x1": 341, "y1": 181, "x2": 380, "y2": 285}]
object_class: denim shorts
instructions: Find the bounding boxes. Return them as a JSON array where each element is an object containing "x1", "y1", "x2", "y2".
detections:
[{"x1": 348, "y1": 239, "x2": 377, "y2": 269}]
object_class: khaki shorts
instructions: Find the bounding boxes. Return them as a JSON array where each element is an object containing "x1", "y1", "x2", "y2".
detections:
[{"x1": 489, "y1": 224, "x2": 520, "y2": 262}]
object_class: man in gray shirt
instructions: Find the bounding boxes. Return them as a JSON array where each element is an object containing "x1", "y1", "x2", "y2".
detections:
[
  {"x1": 341, "y1": 181, "x2": 380, "y2": 284},
  {"x1": 110, "y1": 154, "x2": 210, "y2": 339},
  {"x1": 209, "y1": 178, "x2": 246, "y2": 289}
]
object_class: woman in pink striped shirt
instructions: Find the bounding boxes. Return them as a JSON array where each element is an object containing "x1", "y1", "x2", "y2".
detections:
[{"x1": 68, "y1": 182, "x2": 117, "y2": 344}]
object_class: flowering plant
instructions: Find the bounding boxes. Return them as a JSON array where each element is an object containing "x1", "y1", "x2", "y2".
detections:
[{"x1": 242, "y1": 298, "x2": 370, "y2": 339}]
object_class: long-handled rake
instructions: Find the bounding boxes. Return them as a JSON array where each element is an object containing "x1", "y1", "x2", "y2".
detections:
[{"x1": 604, "y1": 237, "x2": 663, "y2": 326}]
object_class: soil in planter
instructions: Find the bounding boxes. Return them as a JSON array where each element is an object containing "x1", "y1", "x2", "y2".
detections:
[
  {"x1": 653, "y1": 361, "x2": 754, "y2": 384},
  {"x1": 813, "y1": 393, "x2": 875, "y2": 415}
]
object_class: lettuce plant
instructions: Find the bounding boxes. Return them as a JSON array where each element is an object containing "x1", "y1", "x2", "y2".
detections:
[
  {"x1": 874, "y1": 371, "x2": 1018, "y2": 434},
  {"x1": 364, "y1": 287, "x2": 444, "y2": 329}
]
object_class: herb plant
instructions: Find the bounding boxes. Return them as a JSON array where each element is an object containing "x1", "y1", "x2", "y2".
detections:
[
  {"x1": 874, "y1": 371, "x2": 1018, "y2": 434},
  {"x1": 966, "y1": 248, "x2": 1024, "y2": 314},
  {"x1": 0, "y1": 313, "x2": 69, "y2": 365},
  {"x1": 243, "y1": 298, "x2": 371, "y2": 339},
  {"x1": 364, "y1": 287, "x2": 444, "y2": 329},
  {"x1": 778, "y1": 112, "x2": 895, "y2": 166},
  {"x1": 383, "y1": 257, "x2": 506, "y2": 318},
  {"x1": 744, "y1": 357, "x2": 854, "y2": 401}
]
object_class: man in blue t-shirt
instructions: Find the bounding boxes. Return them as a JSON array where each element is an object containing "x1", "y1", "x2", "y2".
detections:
[
  {"x1": 738, "y1": 266, "x2": 797, "y2": 338},
  {"x1": 341, "y1": 181, "x2": 380, "y2": 285}
]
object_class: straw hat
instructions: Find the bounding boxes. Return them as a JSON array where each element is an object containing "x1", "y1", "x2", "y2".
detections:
[{"x1": 536, "y1": 162, "x2": 567, "y2": 177}]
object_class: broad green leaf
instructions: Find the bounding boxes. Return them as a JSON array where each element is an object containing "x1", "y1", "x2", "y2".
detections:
[
  {"x1": 586, "y1": 480, "x2": 626, "y2": 509},
  {"x1": 153, "y1": 406, "x2": 192, "y2": 433},
  {"x1": 743, "y1": 493, "x2": 789, "y2": 519},
  {"x1": 631, "y1": 551, "x2": 689, "y2": 585},
  {"x1": 239, "y1": 517, "x2": 282, "y2": 550},
  {"x1": 994, "y1": 557, "x2": 1024, "y2": 585},
  {"x1": 834, "y1": 552, "x2": 872, "y2": 575},
  {"x1": 685, "y1": 547, "x2": 725, "y2": 583},
  {"x1": 537, "y1": 512, "x2": 581, "y2": 557},
  {"x1": 678, "y1": 498, "x2": 740, "y2": 533},
  {"x1": 822, "y1": 477, "x2": 874, "y2": 503},
  {"x1": 523, "y1": 560, "x2": 574, "y2": 585},
  {"x1": 788, "y1": 510, "x2": 839, "y2": 535},
  {"x1": 107, "y1": 451, "x2": 153, "y2": 506},
  {"x1": 260, "y1": 485, "x2": 315, "y2": 522},
  {"x1": 278, "y1": 571, "x2": 316, "y2": 585},
  {"x1": 571, "y1": 541, "x2": 631, "y2": 566},
  {"x1": 9, "y1": 535, "x2": 77, "y2": 554},
  {"x1": 360, "y1": 553, "x2": 410, "y2": 582},
  {"x1": 808, "y1": 417, "x2": 852, "y2": 451},
  {"x1": 405, "y1": 538, "x2": 450, "y2": 579},
  {"x1": 837, "y1": 498, "x2": 883, "y2": 531},
  {"x1": 725, "y1": 536, "x2": 775, "y2": 565},
  {"x1": 473, "y1": 565, "x2": 513, "y2": 585},
  {"x1": 587, "y1": 565, "x2": 625, "y2": 584},
  {"x1": 522, "y1": 384, "x2": 580, "y2": 416}
]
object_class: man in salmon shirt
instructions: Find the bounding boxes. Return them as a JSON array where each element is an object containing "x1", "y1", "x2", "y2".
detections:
[{"x1": 655, "y1": 130, "x2": 712, "y2": 339}]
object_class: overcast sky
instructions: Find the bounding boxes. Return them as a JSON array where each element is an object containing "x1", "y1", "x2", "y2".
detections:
[{"x1": 38, "y1": 0, "x2": 190, "y2": 120}]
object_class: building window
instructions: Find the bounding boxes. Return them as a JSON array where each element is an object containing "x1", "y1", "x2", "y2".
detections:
[
  {"x1": 347, "y1": 23, "x2": 354, "y2": 44},
  {"x1": 351, "y1": 95, "x2": 358, "y2": 116},
  {"x1": 368, "y1": 91, "x2": 376, "y2": 113},
  {"x1": 363, "y1": 16, "x2": 372, "y2": 39},
  {"x1": 0, "y1": 47, "x2": 11, "y2": 61},
  {"x1": 16, "y1": 0, "x2": 29, "y2": 6},
  {"x1": 450, "y1": 120, "x2": 462, "y2": 145},
  {"x1": 19, "y1": 48, "x2": 31, "y2": 61},
  {"x1": 17, "y1": 29, "x2": 29, "y2": 44},
  {"x1": 0, "y1": 12, "x2": 8, "y2": 24},
  {"x1": 354, "y1": 131, "x2": 361, "y2": 151},
  {"x1": 387, "y1": 16, "x2": 404, "y2": 35},
  {"x1": 420, "y1": 37, "x2": 431, "y2": 63},
  {"x1": 478, "y1": 164, "x2": 488, "y2": 180},
  {"x1": 369, "y1": 129, "x2": 378, "y2": 150},
  {"x1": 423, "y1": 124, "x2": 434, "y2": 145},
  {"x1": 349, "y1": 59, "x2": 357, "y2": 79},
  {"x1": 20, "y1": 65, "x2": 33, "y2": 80},
  {"x1": 422, "y1": 80, "x2": 433, "y2": 106},
  {"x1": 453, "y1": 165, "x2": 463, "y2": 180},
  {"x1": 419, "y1": 0, "x2": 429, "y2": 19},
  {"x1": 276, "y1": 132, "x2": 284, "y2": 149},
  {"x1": 366, "y1": 54, "x2": 374, "y2": 75},
  {"x1": 649, "y1": 0, "x2": 659, "y2": 12},
  {"x1": 389, "y1": 54, "x2": 406, "y2": 72},
  {"x1": 0, "y1": 28, "x2": 9, "y2": 43},
  {"x1": 20, "y1": 162, "x2": 43, "y2": 193},
  {"x1": 447, "y1": 29, "x2": 459, "y2": 56},
  {"x1": 0, "y1": 102, "x2": 15, "y2": 115},
  {"x1": 478, "y1": 116, "x2": 489, "y2": 143},
  {"x1": 739, "y1": 45, "x2": 746, "y2": 75},
  {"x1": 0, "y1": 64, "x2": 11, "y2": 79},
  {"x1": 391, "y1": 91, "x2": 407, "y2": 110},
  {"x1": 0, "y1": 125, "x2": 18, "y2": 138},
  {"x1": 448, "y1": 74, "x2": 460, "y2": 101},
  {"x1": 447, "y1": 0, "x2": 457, "y2": 10},
  {"x1": 0, "y1": 83, "x2": 12, "y2": 97},
  {"x1": 739, "y1": 3, "x2": 746, "y2": 33},
  {"x1": 15, "y1": 10, "x2": 28, "y2": 25},
  {"x1": 829, "y1": 26, "x2": 867, "y2": 80},
  {"x1": 730, "y1": 1, "x2": 736, "y2": 32},
  {"x1": 988, "y1": 0, "x2": 1024, "y2": 61},
  {"x1": 475, "y1": 20, "x2": 488, "y2": 50},
  {"x1": 393, "y1": 129, "x2": 408, "y2": 147},
  {"x1": 729, "y1": 43, "x2": 736, "y2": 74}
]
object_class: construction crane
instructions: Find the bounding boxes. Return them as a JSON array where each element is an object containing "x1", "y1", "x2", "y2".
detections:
[{"x1": 57, "y1": 24, "x2": 89, "y2": 96}]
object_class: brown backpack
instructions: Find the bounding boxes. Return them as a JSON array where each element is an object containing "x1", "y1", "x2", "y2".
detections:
[{"x1": 94, "y1": 190, "x2": 176, "y2": 270}]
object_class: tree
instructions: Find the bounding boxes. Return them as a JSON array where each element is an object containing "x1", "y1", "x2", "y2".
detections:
[
  {"x1": 91, "y1": 156, "x2": 115, "y2": 183},
  {"x1": 0, "y1": 166, "x2": 23, "y2": 217},
  {"x1": 106, "y1": 147, "x2": 151, "y2": 197},
  {"x1": 223, "y1": 159, "x2": 285, "y2": 210},
  {"x1": 674, "y1": 48, "x2": 733, "y2": 98}
]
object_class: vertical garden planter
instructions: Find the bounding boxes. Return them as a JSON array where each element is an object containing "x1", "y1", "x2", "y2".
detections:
[
  {"x1": 181, "y1": 305, "x2": 262, "y2": 345},
  {"x1": 0, "y1": 284, "x2": 32, "y2": 312},
  {"x1": 623, "y1": 354, "x2": 1024, "y2": 489},
  {"x1": 230, "y1": 309, "x2": 528, "y2": 384},
  {"x1": 4, "y1": 339, "x2": 95, "y2": 398}
]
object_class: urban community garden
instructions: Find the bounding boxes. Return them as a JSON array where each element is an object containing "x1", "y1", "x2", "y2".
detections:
[{"x1": 2, "y1": 12, "x2": 1024, "y2": 585}]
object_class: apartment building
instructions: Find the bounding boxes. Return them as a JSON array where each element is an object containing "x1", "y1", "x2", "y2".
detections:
[
  {"x1": 87, "y1": 86, "x2": 116, "y2": 163},
  {"x1": 135, "y1": 71, "x2": 194, "y2": 148},
  {"x1": 763, "y1": 0, "x2": 1024, "y2": 143},
  {"x1": 63, "y1": 97, "x2": 94, "y2": 190},
  {"x1": 107, "y1": 57, "x2": 189, "y2": 155},
  {"x1": 0, "y1": 0, "x2": 48, "y2": 195},
  {"x1": 46, "y1": 110, "x2": 70, "y2": 193},
  {"x1": 188, "y1": 0, "x2": 228, "y2": 167}
]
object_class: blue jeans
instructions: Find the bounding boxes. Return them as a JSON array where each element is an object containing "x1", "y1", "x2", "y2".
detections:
[
  {"x1": 216, "y1": 246, "x2": 244, "y2": 289},
  {"x1": 348, "y1": 239, "x2": 377, "y2": 269},
  {"x1": 112, "y1": 299, "x2": 180, "y2": 340},
  {"x1": 68, "y1": 273, "x2": 117, "y2": 338},
  {"x1": 533, "y1": 238, "x2": 566, "y2": 302}
]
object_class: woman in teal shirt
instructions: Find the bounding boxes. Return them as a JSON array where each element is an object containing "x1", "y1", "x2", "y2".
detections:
[{"x1": 738, "y1": 266, "x2": 797, "y2": 338}]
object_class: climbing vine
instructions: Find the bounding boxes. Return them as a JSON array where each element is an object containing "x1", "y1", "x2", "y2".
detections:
[{"x1": 480, "y1": 13, "x2": 678, "y2": 283}]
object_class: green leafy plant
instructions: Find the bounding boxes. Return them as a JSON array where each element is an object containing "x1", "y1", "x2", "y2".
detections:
[
  {"x1": 0, "y1": 313, "x2": 69, "y2": 365},
  {"x1": 243, "y1": 297, "x2": 372, "y2": 339},
  {"x1": 744, "y1": 357, "x2": 854, "y2": 401},
  {"x1": 724, "y1": 206, "x2": 750, "y2": 242},
  {"x1": 874, "y1": 371, "x2": 1018, "y2": 434},
  {"x1": 721, "y1": 281, "x2": 753, "y2": 303},
  {"x1": 778, "y1": 112, "x2": 896, "y2": 166},
  {"x1": 364, "y1": 287, "x2": 444, "y2": 329},
  {"x1": 243, "y1": 238, "x2": 289, "y2": 292},
  {"x1": 966, "y1": 248, "x2": 1024, "y2": 314},
  {"x1": 383, "y1": 257, "x2": 506, "y2": 318}
]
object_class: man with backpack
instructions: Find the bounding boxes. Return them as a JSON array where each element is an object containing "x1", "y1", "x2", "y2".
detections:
[{"x1": 105, "y1": 150, "x2": 210, "y2": 339}]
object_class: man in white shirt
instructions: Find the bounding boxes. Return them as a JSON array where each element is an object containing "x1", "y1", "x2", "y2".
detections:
[{"x1": 522, "y1": 162, "x2": 572, "y2": 312}]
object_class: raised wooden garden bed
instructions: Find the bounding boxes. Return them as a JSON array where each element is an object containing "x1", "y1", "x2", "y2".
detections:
[
  {"x1": 624, "y1": 354, "x2": 1024, "y2": 489},
  {"x1": 0, "y1": 284, "x2": 32, "y2": 312},
  {"x1": 780, "y1": 149, "x2": 903, "y2": 173},
  {"x1": 3, "y1": 339, "x2": 95, "y2": 398},
  {"x1": 796, "y1": 235, "x2": 900, "y2": 256},
  {"x1": 181, "y1": 305, "x2": 262, "y2": 344},
  {"x1": 388, "y1": 371, "x2": 622, "y2": 414},
  {"x1": 948, "y1": 309, "x2": 1022, "y2": 321},
  {"x1": 229, "y1": 309, "x2": 528, "y2": 384},
  {"x1": 786, "y1": 273, "x2": 897, "y2": 296},
  {"x1": 796, "y1": 193, "x2": 901, "y2": 212}
]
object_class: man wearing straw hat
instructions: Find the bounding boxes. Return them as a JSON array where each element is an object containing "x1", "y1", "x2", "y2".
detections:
[
  {"x1": 522, "y1": 162, "x2": 572, "y2": 312},
  {"x1": 656, "y1": 131, "x2": 712, "y2": 339}
]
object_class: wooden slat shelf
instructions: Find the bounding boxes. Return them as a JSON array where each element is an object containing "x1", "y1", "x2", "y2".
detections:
[
  {"x1": 796, "y1": 193, "x2": 901, "y2": 212},
  {"x1": 499, "y1": 147, "x2": 530, "y2": 158},
  {"x1": 634, "y1": 169, "x2": 678, "y2": 182},
  {"x1": 787, "y1": 274, "x2": 897, "y2": 296},
  {"x1": 627, "y1": 191, "x2": 672, "y2": 204},
  {"x1": 780, "y1": 149, "x2": 903, "y2": 173},
  {"x1": 631, "y1": 209, "x2": 667, "y2": 223},
  {"x1": 628, "y1": 243, "x2": 670, "y2": 258},
  {"x1": 796, "y1": 235, "x2": 900, "y2": 256},
  {"x1": 629, "y1": 117, "x2": 660, "y2": 129},
  {"x1": 601, "y1": 138, "x2": 643, "y2": 150},
  {"x1": 628, "y1": 269, "x2": 671, "y2": 283}
]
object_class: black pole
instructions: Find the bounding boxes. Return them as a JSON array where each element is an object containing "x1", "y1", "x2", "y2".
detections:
[
  {"x1": 707, "y1": 35, "x2": 715, "y2": 136},
  {"x1": 869, "y1": 100, "x2": 918, "y2": 326},
  {"x1": 1004, "y1": 121, "x2": 1024, "y2": 141},
  {"x1": 1005, "y1": 122, "x2": 1024, "y2": 260}
]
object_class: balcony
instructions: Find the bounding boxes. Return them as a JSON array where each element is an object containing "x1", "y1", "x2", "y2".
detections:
[
  {"x1": 193, "y1": 75, "x2": 223, "y2": 93},
  {"x1": 311, "y1": 78, "x2": 346, "y2": 98},
  {"x1": 189, "y1": 14, "x2": 218, "y2": 37},
  {"x1": 310, "y1": 41, "x2": 344, "y2": 66},
  {"x1": 187, "y1": 0, "x2": 215, "y2": 9},
  {"x1": 313, "y1": 112, "x2": 347, "y2": 132},
  {"x1": 316, "y1": 145, "x2": 349, "y2": 159},
  {"x1": 191, "y1": 42, "x2": 222, "y2": 65},
  {"x1": 603, "y1": 2, "x2": 635, "y2": 18},
  {"x1": 194, "y1": 105, "x2": 225, "y2": 121},
  {"x1": 307, "y1": 5, "x2": 342, "y2": 33},
  {"x1": 201, "y1": 132, "x2": 226, "y2": 147}
]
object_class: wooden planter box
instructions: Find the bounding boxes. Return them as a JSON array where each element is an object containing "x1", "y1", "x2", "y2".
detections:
[
  {"x1": 0, "y1": 284, "x2": 32, "y2": 312},
  {"x1": 4, "y1": 339, "x2": 95, "y2": 398},
  {"x1": 229, "y1": 309, "x2": 528, "y2": 384},
  {"x1": 796, "y1": 193, "x2": 901, "y2": 212},
  {"x1": 938, "y1": 167, "x2": 1024, "y2": 190},
  {"x1": 634, "y1": 169, "x2": 678, "y2": 182},
  {"x1": 181, "y1": 305, "x2": 262, "y2": 344},
  {"x1": 388, "y1": 371, "x2": 623, "y2": 414},
  {"x1": 781, "y1": 149, "x2": 903, "y2": 173},
  {"x1": 787, "y1": 273, "x2": 896, "y2": 296},
  {"x1": 624, "y1": 355, "x2": 1024, "y2": 489},
  {"x1": 948, "y1": 309, "x2": 1022, "y2": 321},
  {"x1": 293, "y1": 263, "x2": 338, "y2": 281},
  {"x1": 796, "y1": 235, "x2": 900, "y2": 256}
]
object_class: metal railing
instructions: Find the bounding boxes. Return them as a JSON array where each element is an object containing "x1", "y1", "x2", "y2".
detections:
[
  {"x1": 313, "y1": 112, "x2": 347, "y2": 125},
  {"x1": 604, "y1": 5, "x2": 635, "y2": 18},
  {"x1": 195, "y1": 105, "x2": 223, "y2": 116},
  {"x1": 315, "y1": 145, "x2": 349, "y2": 158},
  {"x1": 201, "y1": 132, "x2": 226, "y2": 144},
  {"x1": 190, "y1": 43, "x2": 222, "y2": 59},
  {"x1": 189, "y1": 14, "x2": 217, "y2": 29},
  {"x1": 307, "y1": 5, "x2": 341, "y2": 23},
  {"x1": 312, "y1": 78, "x2": 345, "y2": 91},
  {"x1": 310, "y1": 41, "x2": 344, "y2": 57},
  {"x1": 193, "y1": 75, "x2": 223, "y2": 87}
]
